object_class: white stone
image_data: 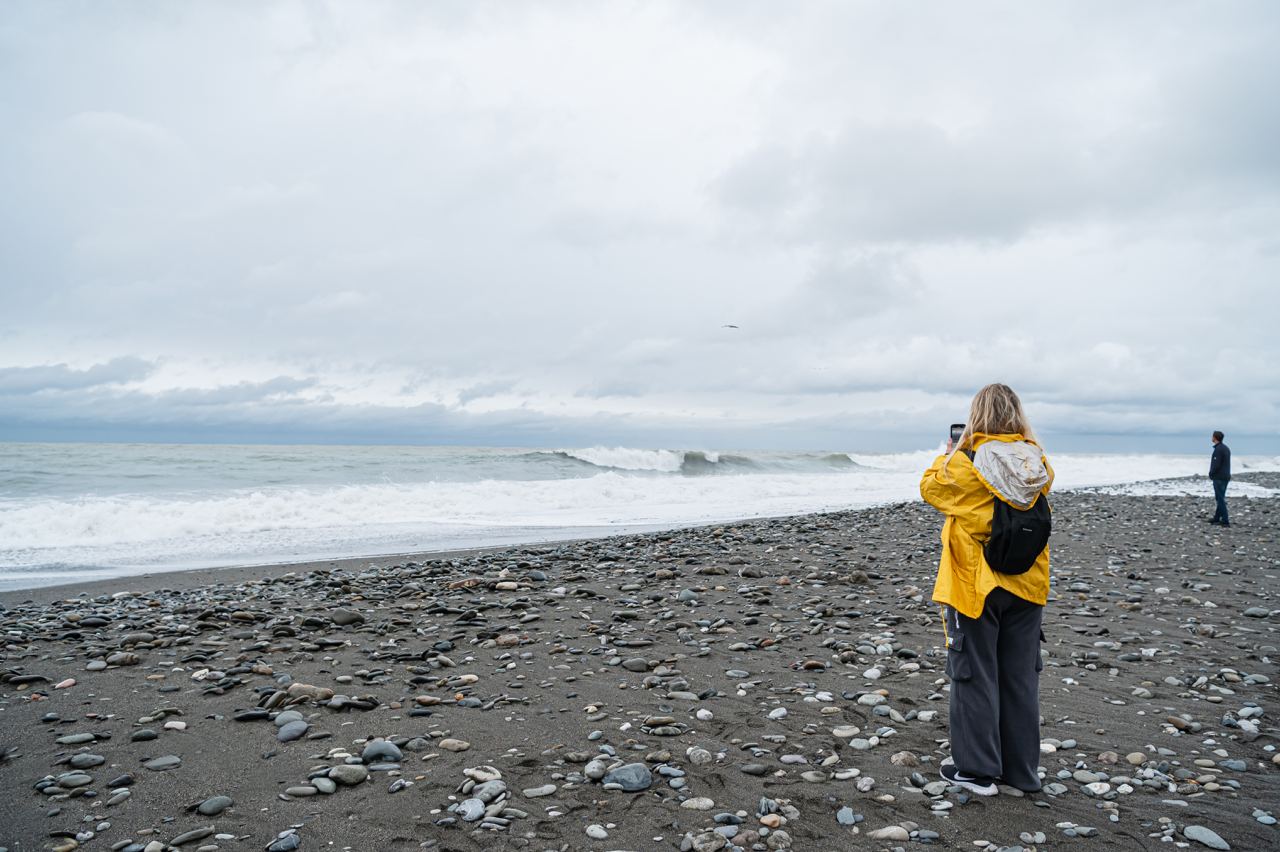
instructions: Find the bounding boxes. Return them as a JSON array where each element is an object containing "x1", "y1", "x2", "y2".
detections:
[{"x1": 681, "y1": 797, "x2": 715, "y2": 810}]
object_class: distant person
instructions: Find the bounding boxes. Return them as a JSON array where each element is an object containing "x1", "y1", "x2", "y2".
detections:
[
  {"x1": 1209, "y1": 430, "x2": 1231, "y2": 527},
  {"x1": 920, "y1": 383, "x2": 1053, "y2": 796}
]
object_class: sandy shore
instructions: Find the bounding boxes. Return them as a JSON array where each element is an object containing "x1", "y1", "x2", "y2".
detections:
[{"x1": 1, "y1": 474, "x2": 1277, "y2": 852}]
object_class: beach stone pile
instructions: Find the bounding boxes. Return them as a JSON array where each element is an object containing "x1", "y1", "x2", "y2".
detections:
[{"x1": 0, "y1": 472, "x2": 1277, "y2": 850}]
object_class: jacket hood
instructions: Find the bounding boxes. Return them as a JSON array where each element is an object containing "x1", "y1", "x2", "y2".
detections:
[{"x1": 970, "y1": 435, "x2": 1049, "y2": 509}]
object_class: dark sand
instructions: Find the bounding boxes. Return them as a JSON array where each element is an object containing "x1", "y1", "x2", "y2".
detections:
[{"x1": 1, "y1": 474, "x2": 1277, "y2": 852}]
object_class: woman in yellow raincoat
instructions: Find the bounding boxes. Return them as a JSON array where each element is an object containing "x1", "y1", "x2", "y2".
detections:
[{"x1": 920, "y1": 383, "x2": 1053, "y2": 795}]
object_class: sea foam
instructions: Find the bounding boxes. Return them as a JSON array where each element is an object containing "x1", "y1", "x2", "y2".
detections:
[{"x1": 1, "y1": 443, "x2": 1276, "y2": 588}]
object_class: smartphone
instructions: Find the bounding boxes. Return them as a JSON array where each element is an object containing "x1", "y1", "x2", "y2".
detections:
[{"x1": 949, "y1": 423, "x2": 965, "y2": 444}]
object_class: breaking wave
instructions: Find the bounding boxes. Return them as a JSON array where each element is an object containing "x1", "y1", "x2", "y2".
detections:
[
  {"x1": 4, "y1": 441, "x2": 1279, "y2": 590},
  {"x1": 536, "y1": 446, "x2": 859, "y2": 475}
]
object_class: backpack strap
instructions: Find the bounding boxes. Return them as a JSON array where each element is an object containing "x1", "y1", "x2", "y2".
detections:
[{"x1": 963, "y1": 449, "x2": 975, "y2": 461}]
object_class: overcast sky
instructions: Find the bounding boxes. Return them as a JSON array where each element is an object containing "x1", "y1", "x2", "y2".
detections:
[{"x1": 2, "y1": 1, "x2": 1277, "y2": 452}]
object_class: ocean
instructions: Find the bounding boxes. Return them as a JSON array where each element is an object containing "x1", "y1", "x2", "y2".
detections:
[{"x1": 1, "y1": 442, "x2": 1277, "y2": 591}]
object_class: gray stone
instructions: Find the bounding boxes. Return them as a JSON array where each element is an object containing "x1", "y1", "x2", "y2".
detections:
[
  {"x1": 602, "y1": 762, "x2": 653, "y2": 791},
  {"x1": 170, "y1": 827, "x2": 214, "y2": 846},
  {"x1": 266, "y1": 833, "x2": 300, "y2": 852},
  {"x1": 361, "y1": 740, "x2": 402, "y2": 763},
  {"x1": 196, "y1": 796, "x2": 233, "y2": 816},
  {"x1": 328, "y1": 764, "x2": 369, "y2": 786},
  {"x1": 457, "y1": 798, "x2": 485, "y2": 821},
  {"x1": 277, "y1": 720, "x2": 309, "y2": 742},
  {"x1": 473, "y1": 779, "x2": 508, "y2": 802},
  {"x1": 523, "y1": 784, "x2": 557, "y2": 797},
  {"x1": 332, "y1": 608, "x2": 364, "y2": 625},
  {"x1": 1185, "y1": 825, "x2": 1230, "y2": 850},
  {"x1": 143, "y1": 755, "x2": 181, "y2": 771}
]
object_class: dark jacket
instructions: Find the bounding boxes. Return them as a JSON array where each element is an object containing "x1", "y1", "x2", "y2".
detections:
[{"x1": 1209, "y1": 442, "x2": 1231, "y2": 481}]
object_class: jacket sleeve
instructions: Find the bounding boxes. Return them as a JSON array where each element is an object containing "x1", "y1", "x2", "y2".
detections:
[
  {"x1": 1042, "y1": 455, "x2": 1055, "y2": 494},
  {"x1": 1209, "y1": 446, "x2": 1223, "y2": 478},
  {"x1": 920, "y1": 453, "x2": 966, "y2": 514}
]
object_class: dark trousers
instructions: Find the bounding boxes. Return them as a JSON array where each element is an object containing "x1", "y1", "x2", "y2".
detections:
[
  {"x1": 1212, "y1": 479, "x2": 1229, "y2": 524},
  {"x1": 945, "y1": 587, "x2": 1044, "y2": 790}
]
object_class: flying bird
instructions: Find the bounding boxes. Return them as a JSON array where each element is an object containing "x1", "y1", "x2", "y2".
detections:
[{"x1": 722, "y1": 324, "x2": 739, "y2": 329}]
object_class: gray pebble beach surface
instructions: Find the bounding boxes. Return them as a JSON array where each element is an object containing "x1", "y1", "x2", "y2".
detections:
[{"x1": 1, "y1": 474, "x2": 1277, "y2": 850}]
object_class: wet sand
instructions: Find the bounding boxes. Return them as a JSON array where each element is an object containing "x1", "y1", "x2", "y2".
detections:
[{"x1": 1, "y1": 474, "x2": 1277, "y2": 852}]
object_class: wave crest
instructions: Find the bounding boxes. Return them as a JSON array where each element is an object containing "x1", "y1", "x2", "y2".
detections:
[
  {"x1": 541, "y1": 447, "x2": 778, "y2": 475},
  {"x1": 543, "y1": 446, "x2": 686, "y2": 472}
]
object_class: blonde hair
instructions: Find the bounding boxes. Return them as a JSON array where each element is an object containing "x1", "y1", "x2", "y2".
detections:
[{"x1": 954, "y1": 383, "x2": 1036, "y2": 453}]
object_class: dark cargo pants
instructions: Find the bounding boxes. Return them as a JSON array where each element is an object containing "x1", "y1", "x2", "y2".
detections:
[
  {"x1": 945, "y1": 587, "x2": 1044, "y2": 791},
  {"x1": 1212, "y1": 479, "x2": 1229, "y2": 524}
]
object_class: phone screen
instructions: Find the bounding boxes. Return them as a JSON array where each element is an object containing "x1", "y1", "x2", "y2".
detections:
[{"x1": 949, "y1": 423, "x2": 965, "y2": 443}]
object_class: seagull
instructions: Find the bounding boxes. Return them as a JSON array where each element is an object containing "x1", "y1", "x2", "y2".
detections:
[{"x1": 721, "y1": 324, "x2": 739, "y2": 329}]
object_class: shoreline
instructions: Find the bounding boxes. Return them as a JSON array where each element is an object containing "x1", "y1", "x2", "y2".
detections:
[
  {"x1": 4, "y1": 472, "x2": 1273, "y2": 605},
  {"x1": 0, "y1": 523, "x2": 676, "y2": 607}
]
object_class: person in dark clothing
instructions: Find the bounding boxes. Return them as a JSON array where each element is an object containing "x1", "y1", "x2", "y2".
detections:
[{"x1": 1209, "y1": 431, "x2": 1231, "y2": 527}]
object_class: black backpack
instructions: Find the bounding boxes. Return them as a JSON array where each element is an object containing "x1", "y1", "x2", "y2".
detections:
[
  {"x1": 964, "y1": 449, "x2": 1052, "y2": 575},
  {"x1": 984, "y1": 495, "x2": 1051, "y2": 574}
]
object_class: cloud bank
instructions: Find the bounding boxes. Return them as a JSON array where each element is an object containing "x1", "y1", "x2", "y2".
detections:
[{"x1": 2, "y1": 1, "x2": 1277, "y2": 451}]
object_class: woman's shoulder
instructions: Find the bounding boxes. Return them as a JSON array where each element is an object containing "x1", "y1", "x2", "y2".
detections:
[{"x1": 973, "y1": 432, "x2": 1048, "y2": 454}]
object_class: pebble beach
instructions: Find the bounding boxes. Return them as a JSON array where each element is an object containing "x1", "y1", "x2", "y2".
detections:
[{"x1": 1, "y1": 473, "x2": 1277, "y2": 852}]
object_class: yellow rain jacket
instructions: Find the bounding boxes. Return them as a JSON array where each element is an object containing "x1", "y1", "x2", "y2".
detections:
[{"x1": 920, "y1": 432, "x2": 1054, "y2": 619}]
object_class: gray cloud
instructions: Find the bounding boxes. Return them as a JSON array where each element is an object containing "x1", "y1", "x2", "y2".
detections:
[
  {"x1": 150, "y1": 377, "x2": 317, "y2": 406},
  {"x1": 0, "y1": 357, "x2": 154, "y2": 394},
  {"x1": 0, "y1": 2, "x2": 1277, "y2": 450}
]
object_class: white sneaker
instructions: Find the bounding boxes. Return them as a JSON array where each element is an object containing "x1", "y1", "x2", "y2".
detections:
[{"x1": 941, "y1": 763, "x2": 999, "y2": 796}]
